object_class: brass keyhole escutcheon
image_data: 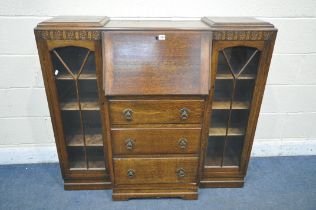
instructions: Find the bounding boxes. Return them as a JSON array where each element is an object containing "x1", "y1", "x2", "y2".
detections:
[
  {"x1": 125, "y1": 138, "x2": 134, "y2": 150},
  {"x1": 123, "y1": 108, "x2": 133, "y2": 121},
  {"x1": 176, "y1": 168, "x2": 186, "y2": 178},
  {"x1": 127, "y1": 169, "x2": 135, "y2": 178},
  {"x1": 178, "y1": 138, "x2": 188, "y2": 149},
  {"x1": 180, "y1": 108, "x2": 189, "y2": 120}
]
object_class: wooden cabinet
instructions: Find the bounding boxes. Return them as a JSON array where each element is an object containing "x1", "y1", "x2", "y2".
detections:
[{"x1": 35, "y1": 16, "x2": 277, "y2": 200}]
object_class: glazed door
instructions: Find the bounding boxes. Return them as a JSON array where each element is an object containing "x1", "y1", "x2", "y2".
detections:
[
  {"x1": 204, "y1": 41, "x2": 266, "y2": 175},
  {"x1": 44, "y1": 41, "x2": 108, "y2": 179}
]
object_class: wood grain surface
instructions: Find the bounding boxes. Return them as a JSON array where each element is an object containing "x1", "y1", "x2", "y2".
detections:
[
  {"x1": 109, "y1": 99, "x2": 204, "y2": 124},
  {"x1": 111, "y1": 127, "x2": 201, "y2": 155},
  {"x1": 113, "y1": 157, "x2": 198, "y2": 185}
]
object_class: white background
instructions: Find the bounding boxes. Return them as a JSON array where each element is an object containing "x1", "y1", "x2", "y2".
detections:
[{"x1": 0, "y1": 0, "x2": 316, "y2": 164}]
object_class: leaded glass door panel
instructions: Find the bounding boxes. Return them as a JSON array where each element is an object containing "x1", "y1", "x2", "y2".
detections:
[
  {"x1": 206, "y1": 46, "x2": 261, "y2": 168},
  {"x1": 50, "y1": 45, "x2": 106, "y2": 172}
]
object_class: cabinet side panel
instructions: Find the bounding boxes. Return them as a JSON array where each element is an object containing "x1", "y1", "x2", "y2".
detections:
[
  {"x1": 240, "y1": 32, "x2": 277, "y2": 173},
  {"x1": 198, "y1": 33, "x2": 214, "y2": 183},
  {"x1": 95, "y1": 40, "x2": 112, "y2": 182},
  {"x1": 35, "y1": 34, "x2": 68, "y2": 177}
]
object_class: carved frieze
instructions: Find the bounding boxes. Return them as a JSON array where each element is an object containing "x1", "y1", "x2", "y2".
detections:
[
  {"x1": 35, "y1": 30, "x2": 101, "y2": 40},
  {"x1": 213, "y1": 31, "x2": 273, "y2": 41}
]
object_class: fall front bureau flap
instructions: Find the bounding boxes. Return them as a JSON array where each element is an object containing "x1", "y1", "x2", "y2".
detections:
[{"x1": 103, "y1": 31, "x2": 210, "y2": 96}]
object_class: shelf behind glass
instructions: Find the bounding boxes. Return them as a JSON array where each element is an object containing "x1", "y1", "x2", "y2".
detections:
[
  {"x1": 206, "y1": 136, "x2": 244, "y2": 167},
  {"x1": 212, "y1": 101, "x2": 250, "y2": 110},
  {"x1": 68, "y1": 146, "x2": 105, "y2": 170},
  {"x1": 209, "y1": 127, "x2": 244, "y2": 136},
  {"x1": 216, "y1": 73, "x2": 256, "y2": 80},
  {"x1": 55, "y1": 72, "x2": 97, "y2": 80}
]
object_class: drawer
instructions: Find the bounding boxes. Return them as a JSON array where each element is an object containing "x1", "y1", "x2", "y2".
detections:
[
  {"x1": 114, "y1": 157, "x2": 198, "y2": 185},
  {"x1": 109, "y1": 100, "x2": 204, "y2": 124},
  {"x1": 112, "y1": 128, "x2": 201, "y2": 155}
]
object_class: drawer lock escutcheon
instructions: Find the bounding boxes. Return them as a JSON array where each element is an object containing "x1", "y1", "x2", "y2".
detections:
[
  {"x1": 180, "y1": 108, "x2": 190, "y2": 120},
  {"x1": 125, "y1": 138, "x2": 134, "y2": 150},
  {"x1": 176, "y1": 168, "x2": 186, "y2": 178},
  {"x1": 123, "y1": 108, "x2": 133, "y2": 121},
  {"x1": 178, "y1": 138, "x2": 188, "y2": 149},
  {"x1": 127, "y1": 169, "x2": 135, "y2": 178}
]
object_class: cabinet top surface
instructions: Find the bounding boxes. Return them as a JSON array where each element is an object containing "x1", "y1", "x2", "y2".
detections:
[
  {"x1": 36, "y1": 16, "x2": 275, "y2": 31},
  {"x1": 202, "y1": 17, "x2": 275, "y2": 29},
  {"x1": 103, "y1": 20, "x2": 211, "y2": 30},
  {"x1": 37, "y1": 16, "x2": 109, "y2": 27}
]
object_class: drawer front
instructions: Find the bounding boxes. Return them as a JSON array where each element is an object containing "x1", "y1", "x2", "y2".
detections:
[
  {"x1": 112, "y1": 128, "x2": 201, "y2": 155},
  {"x1": 109, "y1": 100, "x2": 204, "y2": 124},
  {"x1": 114, "y1": 157, "x2": 198, "y2": 185}
]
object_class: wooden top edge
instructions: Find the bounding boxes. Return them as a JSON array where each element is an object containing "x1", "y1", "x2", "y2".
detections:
[
  {"x1": 35, "y1": 16, "x2": 276, "y2": 31},
  {"x1": 36, "y1": 17, "x2": 211, "y2": 30},
  {"x1": 37, "y1": 16, "x2": 109, "y2": 28},
  {"x1": 102, "y1": 20, "x2": 211, "y2": 30},
  {"x1": 201, "y1": 17, "x2": 275, "y2": 29}
]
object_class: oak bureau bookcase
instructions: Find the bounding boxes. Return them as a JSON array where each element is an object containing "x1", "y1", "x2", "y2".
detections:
[{"x1": 34, "y1": 16, "x2": 277, "y2": 200}]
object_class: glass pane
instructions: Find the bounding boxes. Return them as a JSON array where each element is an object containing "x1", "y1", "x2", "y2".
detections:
[
  {"x1": 62, "y1": 111, "x2": 83, "y2": 146},
  {"x1": 217, "y1": 51, "x2": 231, "y2": 75},
  {"x1": 234, "y1": 80, "x2": 256, "y2": 102},
  {"x1": 242, "y1": 52, "x2": 260, "y2": 76},
  {"x1": 230, "y1": 110, "x2": 249, "y2": 132},
  {"x1": 223, "y1": 136, "x2": 244, "y2": 166},
  {"x1": 223, "y1": 47, "x2": 257, "y2": 75},
  {"x1": 54, "y1": 80, "x2": 99, "y2": 111},
  {"x1": 210, "y1": 110, "x2": 229, "y2": 128},
  {"x1": 78, "y1": 80, "x2": 98, "y2": 101},
  {"x1": 213, "y1": 80, "x2": 233, "y2": 101},
  {"x1": 82, "y1": 111, "x2": 103, "y2": 147},
  {"x1": 68, "y1": 147, "x2": 87, "y2": 170},
  {"x1": 54, "y1": 47, "x2": 89, "y2": 75},
  {"x1": 81, "y1": 52, "x2": 96, "y2": 76},
  {"x1": 51, "y1": 51, "x2": 70, "y2": 78},
  {"x1": 56, "y1": 80, "x2": 77, "y2": 103},
  {"x1": 87, "y1": 147, "x2": 105, "y2": 170},
  {"x1": 206, "y1": 137, "x2": 225, "y2": 166}
]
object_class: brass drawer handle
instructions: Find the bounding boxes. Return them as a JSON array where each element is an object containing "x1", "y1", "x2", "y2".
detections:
[
  {"x1": 180, "y1": 108, "x2": 189, "y2": 120},
  {"x1": 178, "y1": 138, "x2": 188, "y2": 149},
  {"x1": 125, "y1": 138, "x2": 134, "y2": 150},
  {"x1": 127, "y1": 169, "x2": 135, "y2": 178},
  {"x1": 123, "y1": 108, "x2": 133, "y2": 121},
  {"x1": 176, "y1": 168, "x2": 186, "y2": 178}
]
